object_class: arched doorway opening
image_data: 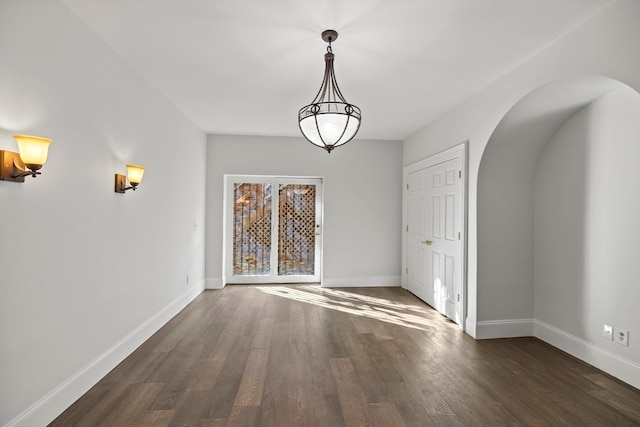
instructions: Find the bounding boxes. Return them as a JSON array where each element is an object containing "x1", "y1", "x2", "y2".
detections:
[{"x1": 476, "y1": 75, "x2": 639, "y2": 387}]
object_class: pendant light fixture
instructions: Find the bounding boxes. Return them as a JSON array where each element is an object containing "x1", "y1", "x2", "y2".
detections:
[{"x1": 298, "y1": 30, "x2": 361, "y2": 153}]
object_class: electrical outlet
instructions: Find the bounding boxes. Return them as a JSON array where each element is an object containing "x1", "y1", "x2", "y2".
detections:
[
  {"x1": 616, "y1": 330, "x2": 629, "y2": 346},
  {"x1": 363, "y1": 264, "x2": 369, "y2": 271},
  {"x1": 603, "y1": 324, "x2": 613, "y2": 340}
]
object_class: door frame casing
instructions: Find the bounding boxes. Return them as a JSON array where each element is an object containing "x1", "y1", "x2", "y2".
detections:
[
  {"x1": 222, "y1": 174, "x2": 324, "y2": 286},
  {"x1": 402, "y1": 142, "x2": 468, "y2": 330}
]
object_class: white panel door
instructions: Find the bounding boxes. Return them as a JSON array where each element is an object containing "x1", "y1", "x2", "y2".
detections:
[
  {"x1": 406, "y1": 156, "x2": 463, "y2": 325},
  {"x1": 406, "y1": 169, "x2": 432, "y2": 306},
  {"x1": 430, "y1": 157, "x2": 463, "y2": 322}
]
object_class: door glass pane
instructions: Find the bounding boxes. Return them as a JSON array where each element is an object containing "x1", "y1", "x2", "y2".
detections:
[
  {"x1": 278, "y1": 184, "x2": 316, "y2": 276},
  {"x1": 233, "y1": 182, "x2": 272, "y2": 276}
]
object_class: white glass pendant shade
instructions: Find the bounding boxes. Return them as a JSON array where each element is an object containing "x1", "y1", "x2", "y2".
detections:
[{"x1": 299, "y1": 105, "x2": 361, "y2": 150}]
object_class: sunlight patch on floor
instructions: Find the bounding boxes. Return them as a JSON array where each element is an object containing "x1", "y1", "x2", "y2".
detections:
[{"x1": 255, "y1": 285, "x2": 456, "y2": 331}]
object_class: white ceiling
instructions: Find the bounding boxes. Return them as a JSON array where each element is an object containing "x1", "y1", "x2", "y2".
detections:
[{"x1": 61, "y1": 0, "x2": 610, "y2": 141}]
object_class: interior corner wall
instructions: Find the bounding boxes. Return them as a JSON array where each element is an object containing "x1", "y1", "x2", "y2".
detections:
[
  {"x1": 205, "y1": 134, "x2": 402, "y2": 289},
  {"x1": 534, "y1": 87, "x2": 640, "y2": 386},
  {"x1": 402, "y1": 0, "x2": 640, "y2": 334},
  {"x1": 0, "y1": 2, "x2": 207, "y2": 426}
]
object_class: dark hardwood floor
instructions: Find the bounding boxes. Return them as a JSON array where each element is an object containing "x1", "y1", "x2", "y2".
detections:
[{"x1": 51, "y1": 285, "x2": 640, "y2": 426}]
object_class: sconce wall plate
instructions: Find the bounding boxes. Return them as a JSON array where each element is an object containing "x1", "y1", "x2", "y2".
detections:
[
  {"x1": 114, "y1": 173, "x2": 127, "y2": 193},
  {"x1": 0, "y1": 150, "x2": 27, "y2": 183}
]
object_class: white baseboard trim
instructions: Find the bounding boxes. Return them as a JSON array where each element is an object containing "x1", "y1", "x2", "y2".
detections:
[
  {"x1": 6, "y1": 280, "x2": 206, "y2": 427},
  {"x1": 465, "y1": 317, "x2": 477, "y2": 338},
  {"x1": 205, "y1": 277, "x2": 225, "y2": 289},
  {"x1": 475, "y1": 318, "x2": 535, "y2": 339},
  {"x1": 322, "y1": 275, "x2": 401, "y2": 288},
  {"x1": 534, "y1": 320, "x2": 640, "y2": 390}
]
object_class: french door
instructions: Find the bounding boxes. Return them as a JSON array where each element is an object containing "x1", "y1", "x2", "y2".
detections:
[{"x1": 224, "y1": 175, "x2": 323, "y2": 284}]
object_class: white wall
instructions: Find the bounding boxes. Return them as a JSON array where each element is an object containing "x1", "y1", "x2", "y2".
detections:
[
  {"x1": 206, "y1": 134, "x2": 402, "y2": 288},
  {"x1": 403, "y1": 0, "x2": 640, "y2": 336},
  {"x1": 534, "y1": 87, "x2": 640, "y2": 380},
  {"x1": 0, "y1": 2, "x2": 207, "y2": 426}
]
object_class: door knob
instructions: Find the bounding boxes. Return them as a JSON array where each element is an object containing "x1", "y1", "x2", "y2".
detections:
[{"x1": 421, "y1": 240, "x2": 433, "y2": 246}]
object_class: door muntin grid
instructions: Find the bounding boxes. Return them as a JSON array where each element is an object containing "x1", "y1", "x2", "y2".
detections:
[
  {"x1": 233, "y1": 182, "x2": 272, "y2": 276},
  {"x1": 278, "y1": 184, "x2": 316, "y2": 276}
]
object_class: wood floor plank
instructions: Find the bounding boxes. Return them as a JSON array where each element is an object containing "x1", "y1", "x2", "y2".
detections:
[
  {"x1": 359, "y1": 332, "x2": 404, "y2": 383},
  {"x1": 99, "y1": 347, "x2": 170, "y2": 386},
  {"x1": 233, "y1": 348, "x2": 270, "y2": 406},
  {"x1": 350, "y1": 314, "x2": 373, "y2": 334},
  {"x1": 287, "y1": 360, "x2": 321, "y2": 426},
  {"x1": 132, "y1": 409, "x2": 175, "y2": 427},
  {"x1": 99, "y1": 382, "x2": 165, "y2": 427},
  {"x1": 227, "y1": 404, "x2": 260, "y2": 427},
  {"x1": 305, "y1": 304, "x2": 338, "y2": 396},
  {"x1": 251, "y1": 316, "x2": 274, "y2": 349},
  {"x1": 530, "y1": 360, "x2": 640, "y2": 425},
  {"x1": 195, "y1": 419, "x2": 227, "y2": 427},
  {"x1": 150, "y1": 303, "x2": 203, "y2": 353},
  {"x1": 164, "y1": 389, "x2": 212, "y2": 427},
  {"x1": 49, "y1": 285, "x2": 640, "y2": 427},
  {"x1": 47, "y1": 384, "x2": 112, "y2": 426},
  {"x1": 322, "y1": 313, "x2": 352, "y2": 358},
  {"x1": 330, "y1": 357, "x2": 375, "y2": 426},
  {"x1": 187, "y1": 357, "x2": 225, "y2": 392},
  {"x1": 201, "y1": 335, "x2": 253, "y2": 419},
  {"x1": 256, "y1": 320, "x2": 291, "y2": 427},
  {"x1": 323, "y1": 393, "x2": 347, "y2": 427},
  {"x1": 51, "y1": 382, "x2": 139, "y2": 426},
  {"x1": 148, "y1": 342, "x2": 205, "y2": 410},
  {"x1": 289, "y1": 303, "x2": 308, "y2": 344},
  {"x1": 341, "y1": 331, "x2": 380, "y2": 381},
  {"x1": 586, "y1": 373, "x2": 640, "y2": 419},
  {"x1": 365, "y1": 317, "x2": 395, "y2": 341},
  {"x1": 419, "y1": 375, "x2": 458, "y2": 419},
  {"x1": 370, "y1": 401, "x2": 407, "y2": 427},
  {"x1": 385, "y1": 381, "x2": 437, "y2": 427}
]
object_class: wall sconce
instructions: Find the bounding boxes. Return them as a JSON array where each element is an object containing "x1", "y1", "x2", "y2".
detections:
[
  {"x1": 0, "y1": 135, "x2": 53, "y2": 182},
  {"x1": 115, "y1": 164, "x2": 145, "y2": 193}
]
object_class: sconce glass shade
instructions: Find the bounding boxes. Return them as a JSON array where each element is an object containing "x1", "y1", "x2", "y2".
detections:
[
  {"x1": 13, "y1": 135, "x2": 52, "y2": 170},
  {"x1": 126, "y1": 164, "x2": 145, "y2": 185}
]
